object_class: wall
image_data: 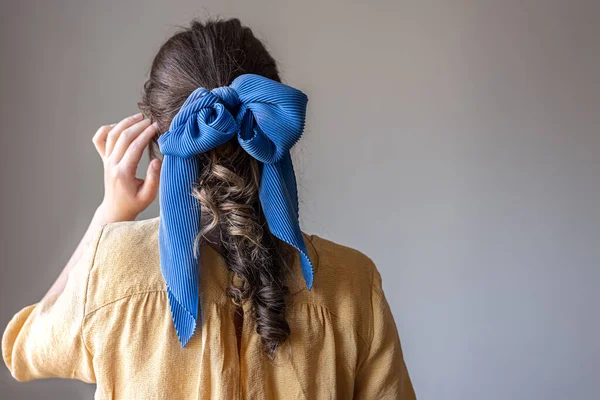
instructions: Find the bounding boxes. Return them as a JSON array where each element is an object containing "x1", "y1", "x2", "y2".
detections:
[{"x1": 1, "y1": 1, "x2": 599, "y2": 399}]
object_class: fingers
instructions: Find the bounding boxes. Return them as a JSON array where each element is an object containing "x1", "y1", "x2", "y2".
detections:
[
  {"x1": 120, "y1": 122, "x2": 159, "y2": 172},
  {"x1": 105, "y1": 113, "x2": 145, "y2": 157},
  {"x1": 109, "y1": 118, "x2": 153, "y2": 164},
  {"x1": 137, "y1": 158, "x2": 162, "y2": 204},
  {"x1": 92, "y1": 123, "x2": 116, "y2": 157}
]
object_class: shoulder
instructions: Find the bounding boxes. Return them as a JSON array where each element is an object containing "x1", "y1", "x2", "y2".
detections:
[
  {"x1": 307, "y1": 234, "x2": 381, "y2": 294},
  {"x1": 294, "y1": 234, "x2": 383, "y2": 339},
  {"x1": 84, "y1": 217, "x2": 164, "y2": 314}
]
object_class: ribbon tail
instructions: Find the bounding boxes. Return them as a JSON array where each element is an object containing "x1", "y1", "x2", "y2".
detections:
[
  {"x1": 279, "y1": 153, "x2": 300, "y2": 218},
  {"x1": 158, "y1": 155, "x2": 201, "y2": 347},
  {"x1": 166, "y1": 288, "x2": 198, "y2": 347},
  {"x1": 259, "y1": 155, "x2": 314, "y2": 290}
]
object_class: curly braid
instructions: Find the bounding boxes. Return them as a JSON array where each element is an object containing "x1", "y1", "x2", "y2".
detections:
[
  {"x1": 139, "y1": 18, "x2": 296, "y2": 355},
  {"x1": 194, "y1": 144, "x2": 294, "y2": 355}
]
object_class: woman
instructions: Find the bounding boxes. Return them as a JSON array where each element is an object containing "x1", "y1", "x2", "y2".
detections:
[{"x1": 2, "y1": 18, "x2": 415, "y2": 399}]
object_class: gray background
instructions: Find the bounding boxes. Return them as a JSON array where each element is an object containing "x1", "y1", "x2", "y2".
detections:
[{"x1": 1, "y1": 0, "x2": 599, "y2": 399}]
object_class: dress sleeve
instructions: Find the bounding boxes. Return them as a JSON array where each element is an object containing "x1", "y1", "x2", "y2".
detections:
[
  {"x1": 1, "y1": 225, "x2": 105, "y2": 383},
  {"x1": 354, "y1": 269, "x2": 416, "y2": 399}
]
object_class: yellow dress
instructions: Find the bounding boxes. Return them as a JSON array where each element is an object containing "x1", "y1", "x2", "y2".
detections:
[{"x1": 2, "y1": 217, "x2": 415, "y2": 399}]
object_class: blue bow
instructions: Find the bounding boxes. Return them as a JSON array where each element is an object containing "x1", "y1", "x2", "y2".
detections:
[{"x1": 157, "y1": 74, "x2": 313, "y2": 347}]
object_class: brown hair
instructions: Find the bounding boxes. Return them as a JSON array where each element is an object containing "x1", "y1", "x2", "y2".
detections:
[{"x1": 139, "y1": 18, "x2": 295, "y2": 356}]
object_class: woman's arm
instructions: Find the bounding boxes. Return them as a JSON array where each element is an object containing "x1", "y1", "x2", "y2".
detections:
[
  {"x1": 42, "y1": 207, "x2": 109, "y2": 301},
  {"x1": 44, "y1": 112, "x2": 161, "y2": 301},
  {"x1": 3, "y1": 112, "x2": 162, "y2": 381},
  {"x1": 354, "y1": 269, "x2": 416, "y2": 399}
]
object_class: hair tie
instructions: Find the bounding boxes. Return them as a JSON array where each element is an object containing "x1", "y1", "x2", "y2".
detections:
[{"x1": 157, "y1": 74, "x2": 313, "y2": 347}]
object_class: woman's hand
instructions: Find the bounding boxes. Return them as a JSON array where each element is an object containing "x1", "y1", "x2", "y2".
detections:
[{"x1": 92, "y1": 112, "x2": 162, "y2": 224}]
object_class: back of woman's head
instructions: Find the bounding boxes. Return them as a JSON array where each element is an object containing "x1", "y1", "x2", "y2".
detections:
[{"x1": 139, "y1": 18, "x2": 294, "y2": 356}]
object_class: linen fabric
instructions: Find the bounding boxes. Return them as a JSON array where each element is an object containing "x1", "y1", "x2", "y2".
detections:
[{"x1": 2, "y1": 218, "x2": 416, "y2": 399}]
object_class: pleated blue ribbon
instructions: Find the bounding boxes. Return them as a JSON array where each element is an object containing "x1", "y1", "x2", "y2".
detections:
[{"x1": 157, "y1": 74, "x2": 313, "y2": 347}]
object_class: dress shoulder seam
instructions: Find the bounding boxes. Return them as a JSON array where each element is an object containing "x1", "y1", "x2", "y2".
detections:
[
  {"x1": 81, "y1": 223, "x2": 108, "y2": 357},
  {"x1": 291, "y1": 301, "x2": 370, "y2": 349},
  {"x1": 83, "y1": 289, "x2": 166, "y2": 318}
]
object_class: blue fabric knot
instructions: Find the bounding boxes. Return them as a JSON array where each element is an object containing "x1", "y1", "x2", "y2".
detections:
[
  {"x1": 157, "y1": 74, "x2": 313, "y2": 347},
  {"x1": 210, "y1": 86, "x2": 241, "y2": 112}
]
